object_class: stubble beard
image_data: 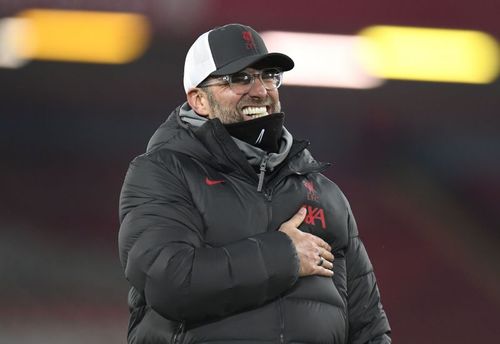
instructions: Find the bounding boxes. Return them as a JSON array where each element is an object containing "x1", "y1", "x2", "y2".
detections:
[{"x1": 205, "y1": 89, "x2": 281, "y2": 124}]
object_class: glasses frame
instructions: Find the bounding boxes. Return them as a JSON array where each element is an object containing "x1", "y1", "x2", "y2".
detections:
[{"x1": 198, "y1": 68, "x2": 283, "y2": 94}]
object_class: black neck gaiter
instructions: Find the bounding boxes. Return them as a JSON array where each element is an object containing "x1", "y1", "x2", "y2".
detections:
[{"x1": 224, "y1": 113, "x2": 285, "y2": 153}]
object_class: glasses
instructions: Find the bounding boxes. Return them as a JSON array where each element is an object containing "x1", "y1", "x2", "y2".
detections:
[{"x1": 198, "y1": 68, "x2": 283, "y2": 94}]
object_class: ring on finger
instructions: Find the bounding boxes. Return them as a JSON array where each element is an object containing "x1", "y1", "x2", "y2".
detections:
[{"x1": 317, "y1": 256, "x2": 324, "y2": 267}]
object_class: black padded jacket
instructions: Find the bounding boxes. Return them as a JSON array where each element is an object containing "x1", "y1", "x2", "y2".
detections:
[{"x1": 118, "y1": 105, "x2": 391, "y2": 343}]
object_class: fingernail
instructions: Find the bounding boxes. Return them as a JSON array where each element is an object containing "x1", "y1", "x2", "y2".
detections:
[{"x1": 299, "y1": 207, "x2": 306, "y2": 214}]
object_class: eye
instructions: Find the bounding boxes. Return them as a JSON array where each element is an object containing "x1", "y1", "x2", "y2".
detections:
[
  {"x1": 261, "y1": 68, "x2": 281, "y2": 80},
  {"x1": 230, "y1": 72, "x2": 251, "y2": 84}
]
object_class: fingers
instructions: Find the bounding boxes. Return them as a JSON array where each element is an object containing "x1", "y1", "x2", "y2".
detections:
[
  {"x1": 319, "y1": 257, "x2": 334, "y2": 271},
  {"x1": 281, "y1": 209, "x2": 331, "y2": 254},
  {"x1": 312, "y1": 236, "x2": 331, "y2": 252},
  {"x1": 316, "y1": 251, "x2": 334, "y2": 272},
  {"x1": 316, "y1": 266, "x2": 334, "y2": 277},
  {"x1": 314, "y1": 254, "x2": 334, "y2": 277},
  {"x1": 285, "y1": 207, "x2": 307, "y2": 228},
  {"x1": 320, "y1": 248, "x2": 334, "y2": 263},
  {"x1": 298, "y1": 250, "x2": 334, "y2": 278}
]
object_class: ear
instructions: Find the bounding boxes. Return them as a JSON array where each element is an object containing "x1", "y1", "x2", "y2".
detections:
[{"x1": 187, "y1": 89, "x2": 210, "y2": 117}]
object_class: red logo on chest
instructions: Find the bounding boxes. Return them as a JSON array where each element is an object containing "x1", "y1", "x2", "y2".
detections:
[
  {"x1": 303, "y1": 204, "x2": 326, "y2": 229},
  {"x1": 303, "y1": 180, "x2": 320, "y2": 201},
  {"x1": 242, "y1": 31, "x2": 256, "y2": 50},
  {"x1": 205, "y1": 177, "x2": 225, "y2": 186}
]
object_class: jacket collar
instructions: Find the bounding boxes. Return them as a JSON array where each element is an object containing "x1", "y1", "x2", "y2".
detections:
[{"x1": 146, "y1": 103, "x2": 330, "y2": 181}]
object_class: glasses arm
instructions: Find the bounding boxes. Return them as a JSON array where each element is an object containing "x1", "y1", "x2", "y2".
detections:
[{"x1": 197, "y1": 75, "x2": 230, "y2": 88}]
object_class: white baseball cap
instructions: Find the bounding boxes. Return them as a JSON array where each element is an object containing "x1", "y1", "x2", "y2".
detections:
[{"x1": 183, "y1": 23, "x2": 294, "y2": 93}]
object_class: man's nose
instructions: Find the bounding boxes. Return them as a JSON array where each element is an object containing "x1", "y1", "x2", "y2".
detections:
[{"x1": 247, "y1": 77, "x2": 268, "y2": 98}]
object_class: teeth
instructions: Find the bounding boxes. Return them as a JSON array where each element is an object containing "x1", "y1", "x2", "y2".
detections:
[
  {"x1": 242, "y1": 106, "x2": 268, "y2": 117},
  {"x1": 252, "y1": 113, "x2": 267, "y2": 118}
]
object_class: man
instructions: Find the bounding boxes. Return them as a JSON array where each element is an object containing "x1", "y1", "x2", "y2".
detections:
[{"x1": 118, "y1": 23, "x2": 391, "y2": 343}]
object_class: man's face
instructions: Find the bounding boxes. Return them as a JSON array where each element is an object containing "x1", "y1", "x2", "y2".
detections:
[{"x1": 202, "y1": 68, "x2": 281, "y2": 124}]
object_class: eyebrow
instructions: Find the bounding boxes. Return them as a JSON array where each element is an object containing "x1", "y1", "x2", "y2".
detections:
[{"x1": 237, "y1": 68, "x2": 259, "y2": 74}]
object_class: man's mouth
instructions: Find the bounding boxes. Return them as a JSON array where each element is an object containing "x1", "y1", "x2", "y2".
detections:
[{"x1": 241, "y1": 106, "x2": 269, "y2": 119}]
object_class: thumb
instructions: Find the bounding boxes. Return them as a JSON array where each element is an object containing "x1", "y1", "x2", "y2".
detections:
[{"x1": 286, "y1": 207, "x2": 307, "y2": 228}]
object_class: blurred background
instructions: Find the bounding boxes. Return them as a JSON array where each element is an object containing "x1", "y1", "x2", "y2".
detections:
[{"x1": 1, "y1": 0, "x2": 499, "y2": 343}]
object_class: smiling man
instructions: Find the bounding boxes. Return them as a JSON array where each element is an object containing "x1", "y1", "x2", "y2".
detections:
[{"x1": 118, "y1": 23, "x2": 391, "y2": 343}]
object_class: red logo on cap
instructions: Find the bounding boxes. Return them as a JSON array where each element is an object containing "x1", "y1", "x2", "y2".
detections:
[{"x1": 242, "y1": 31, "x2": 256, "y2": 50}]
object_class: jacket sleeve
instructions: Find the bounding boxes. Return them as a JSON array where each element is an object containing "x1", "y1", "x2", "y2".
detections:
[
  {"x1": 344, "y1": 197, "x2": 391, "y2": 344},
  {"x1": 118, "y1": 154, "x2": 299, "y2": 323}
]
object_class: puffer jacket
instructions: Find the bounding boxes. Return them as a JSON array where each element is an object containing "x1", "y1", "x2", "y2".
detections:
[{"x1": 118, "y1": 105, "x2": 391, "y2": 343}]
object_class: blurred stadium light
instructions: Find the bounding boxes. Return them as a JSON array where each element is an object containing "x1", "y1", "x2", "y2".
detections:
[
  {"x1": 0, "y1": 9, "x2": 150, "y2": 67},
  {"x1": 0, "y1": 17, "x2": 29, "y2": 68},
  {"x1": 261, "y1": 31, "x2": 384, "y2": 89},
  {"x1": 359, "y1": 25, "x2": 500, "y2": 84}
]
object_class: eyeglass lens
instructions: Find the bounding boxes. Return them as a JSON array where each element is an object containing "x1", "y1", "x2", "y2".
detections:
[{"x1": 228, "y1": 68, "x2": 282, "y2": 94}]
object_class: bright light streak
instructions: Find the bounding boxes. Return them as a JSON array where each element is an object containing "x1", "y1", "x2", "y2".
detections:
[
  {"x1": 16, "y1": 9, "x2": 150, "y2": 64},
  {"x1": 358, "y1": 25, "x2": 500, "y2": 84},
  {"x1": 0, "y1": 18, "x2": 30, "y2": 68},
  {"x1": 261, "y1": 31, "x2": 383, "y2": 89}
]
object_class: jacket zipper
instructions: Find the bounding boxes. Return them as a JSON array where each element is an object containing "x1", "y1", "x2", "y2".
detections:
[
  {"x1": 344, "y1": 313, "x2": 349, "y2": 344},
  {"x1": 264, "y1": 188, "x2": 282, "y2": 344},
  {"x1": 277, "y1": 297, "x2": 285, "y2": 343},
  {"x1": 257, "y1": 154, "x2": 270, "y2": 192},
  {"x1": 259, "y1": 162, "x2": 281, "y2": 342},
  {"x1": 172, "y1": 322, "x2": 184, "y2": 344}
]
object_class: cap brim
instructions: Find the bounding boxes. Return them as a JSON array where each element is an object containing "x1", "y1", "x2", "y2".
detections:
[{"x1": 211, "y1": 52, "x2": 294, "y2": 76}]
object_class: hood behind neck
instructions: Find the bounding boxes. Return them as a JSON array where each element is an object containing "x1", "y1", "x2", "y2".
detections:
[{"x1": 179, "y1": 102, "x2": 208, "y2": 127}]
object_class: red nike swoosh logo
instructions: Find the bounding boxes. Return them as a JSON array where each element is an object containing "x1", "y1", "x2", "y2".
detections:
[{"x1": 205, "y1": 177, "x2": 225, "y2": 186}]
